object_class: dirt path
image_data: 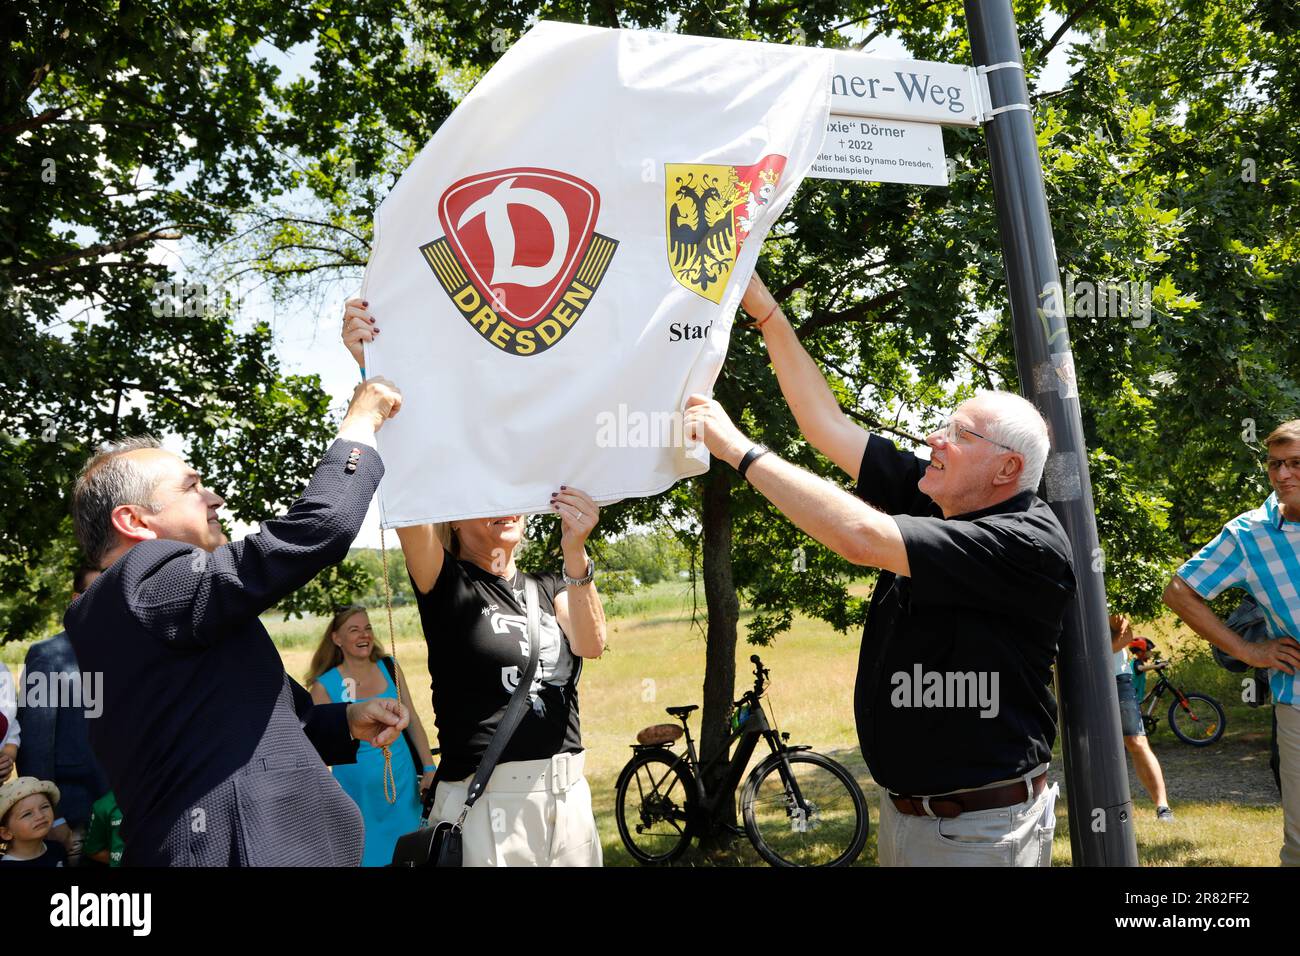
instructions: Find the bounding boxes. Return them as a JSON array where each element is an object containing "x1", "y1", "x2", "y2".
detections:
[{"x1": 1130, "y1": 728, "x2": 1278, "y2": 807}]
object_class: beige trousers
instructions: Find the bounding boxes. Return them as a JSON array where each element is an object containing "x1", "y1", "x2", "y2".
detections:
[
  {"x1": 429, "y1": 750, "x2": 603, "y2": 867},
  {"x1": 1274, "y1": 704, "x2": 1300, "y2": 866}
]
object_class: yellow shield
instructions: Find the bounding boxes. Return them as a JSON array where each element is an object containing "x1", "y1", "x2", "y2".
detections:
[
  {"x1": 665, "y1": 156, "x2": 786, "y2": 303},
  {"x1": 665, "y1": 163, "x2": 742, "y2": 303}
]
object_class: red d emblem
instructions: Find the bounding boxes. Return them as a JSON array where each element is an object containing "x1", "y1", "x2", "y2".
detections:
[
  {"x1": 423, "y1": 168, "x2": 619, "y2": 356},
  {"x1": 439, "y1": 168, "x2": 600, "y2": 327}
]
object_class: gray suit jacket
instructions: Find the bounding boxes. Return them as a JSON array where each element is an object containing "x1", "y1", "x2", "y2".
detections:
[{"x1": 66, "y1": 439, "x2": 382, "y2": 865}]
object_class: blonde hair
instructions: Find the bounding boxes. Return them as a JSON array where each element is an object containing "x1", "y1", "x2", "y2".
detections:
[
  {"x1": 304, "y1": 605, "x2": 386, "y2": 688},
  {"x1": 433, "y1": 522, "x2": 458, "y2": 557}
]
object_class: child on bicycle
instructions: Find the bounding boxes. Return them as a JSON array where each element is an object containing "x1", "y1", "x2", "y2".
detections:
[{"x1": 1110, "y1": 615, "x2": 1174, "y2": 822}]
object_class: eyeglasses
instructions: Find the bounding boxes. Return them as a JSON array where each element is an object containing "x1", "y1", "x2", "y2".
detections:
[
  {"x1": 936, "y1": 419, "x2": 1019, "y2": 453},
  {"x1": 1266, "y1": 457, "x2": 1300, "y2": 474}
]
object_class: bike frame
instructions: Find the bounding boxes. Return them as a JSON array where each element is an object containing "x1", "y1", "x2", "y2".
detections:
[
  {"x1": 1139, "y1": 670, "x2": 1168, "y2": 725},
  {"x1": 1139, "y1": 665, "x2": 1196, "y2": 727},
  {"x1": 645, "y1": 694, "x2": 813, "y2": 823}
]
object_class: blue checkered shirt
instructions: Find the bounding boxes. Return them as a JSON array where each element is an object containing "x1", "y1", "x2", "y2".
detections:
[{"x1": 1177, "y1": 492, "x2": 1300, "y2": 706}]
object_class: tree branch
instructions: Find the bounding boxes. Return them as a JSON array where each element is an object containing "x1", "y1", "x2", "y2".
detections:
[
  {"x1": 0, "y1": 106, "x2": 69, "y2": 137},
  {"x1": 795, "y1": 288, "x2": 906, "y2": 339},
  {"x1": 15, "y1": 227, "x2": 187, "y2": 275},
  {"x1": 1037, "y1": 0, "x2": 1102, "y2": 63},
  {"x1": 842, "y1": 406, "x2": 924, "y2": 445}
]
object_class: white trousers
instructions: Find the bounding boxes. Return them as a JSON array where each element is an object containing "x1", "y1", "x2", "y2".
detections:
[
  {"x1": 429, "y1": 750, "x2": 603, "y2": 867},
  {"x1": 877, "y1": 767, "x2": 1058, "y2": 867}
]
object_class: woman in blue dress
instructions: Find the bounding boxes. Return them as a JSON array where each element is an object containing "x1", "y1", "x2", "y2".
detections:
[{"x1": 307, "y1": 606, "x2": 435, "y2": 866}]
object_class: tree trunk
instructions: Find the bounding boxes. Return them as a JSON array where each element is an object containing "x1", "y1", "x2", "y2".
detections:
[{"x1": 698, "y1": 458, "x2": 739, "y2": 845}]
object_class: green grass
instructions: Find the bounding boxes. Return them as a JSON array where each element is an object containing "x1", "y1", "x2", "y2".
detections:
[
  {"x1": 265, "y1": 586, "x2": 1283, "y2": 867},
  {"x1": 2, "y1": 581, "x2": 1283, "y2": 866}
]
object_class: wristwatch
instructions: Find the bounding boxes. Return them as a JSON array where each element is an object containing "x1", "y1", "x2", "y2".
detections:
[
  {"x1": 563, "y1": 558, "x2": 596, "y2": 587},
  {"x1": 736, "y1": 443, "x2": 771, "y2": 480}
]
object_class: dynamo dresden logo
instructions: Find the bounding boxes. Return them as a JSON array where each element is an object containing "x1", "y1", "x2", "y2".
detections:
[
  {"x1": 666, "y1": 154, "x2": 785, "y2": 303},
  {"x1": 421, "y1": 168, "x2": 618, "y2": 356}
]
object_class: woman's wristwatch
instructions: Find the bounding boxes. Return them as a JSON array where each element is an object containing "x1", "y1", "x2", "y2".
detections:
[{"x1": 563, "y1": 558, "x2": 596, "y2": 586}]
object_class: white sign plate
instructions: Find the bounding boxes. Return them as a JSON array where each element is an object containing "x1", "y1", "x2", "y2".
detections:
[
  {"x1": 809, "y1": 114, "x2": 948, "y2": 185},
  {"x1": 829, "y1": 52, "x2": 982, "y2": 127}
]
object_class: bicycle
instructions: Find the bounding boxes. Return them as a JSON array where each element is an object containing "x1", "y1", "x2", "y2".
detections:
[
  {"x1": 1137, "y1": 655, "x2": 1226, "y2": 746},
  {"x1": 613, "y1": 654, "x2": 869, "y2": 867}
]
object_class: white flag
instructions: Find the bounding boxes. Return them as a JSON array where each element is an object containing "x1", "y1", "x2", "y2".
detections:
[{"x1": 362, "y1": 21, "x2": 832, "y2": 525}]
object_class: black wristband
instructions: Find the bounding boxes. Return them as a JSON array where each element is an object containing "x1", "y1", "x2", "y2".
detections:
[{"x1": 736, "y1": 444, "x2": 770, "y2": 479}]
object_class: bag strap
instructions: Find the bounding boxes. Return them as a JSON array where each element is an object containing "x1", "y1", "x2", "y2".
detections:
[{"x1": 456, "y1": 575, "x2": 541, "y2": 821}]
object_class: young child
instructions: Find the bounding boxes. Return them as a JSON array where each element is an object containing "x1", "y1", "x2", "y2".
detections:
[
  {"x1": 84, "y1": 790, "x2": 124, "y2": 867},
  {"x1": 0, "y1": 777, "x2": 67, "y2": 867}
]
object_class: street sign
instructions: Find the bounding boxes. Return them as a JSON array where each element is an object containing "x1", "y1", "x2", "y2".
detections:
[
  {"x1": 829, "y1": 51, "x2": 983, "y2": 127},
  {"x1": 808, "y1": 114, "x2": 948, "y2": 185}
]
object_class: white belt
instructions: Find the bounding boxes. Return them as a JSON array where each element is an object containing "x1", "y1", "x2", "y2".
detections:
[{"x1": 467, "y1": 750, "x2": 586, "y2": 796}]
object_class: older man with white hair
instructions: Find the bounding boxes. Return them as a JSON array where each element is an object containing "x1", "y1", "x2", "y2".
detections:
[{"x1": 683, "y1": 275, "x2": 1077, "y2": 866}]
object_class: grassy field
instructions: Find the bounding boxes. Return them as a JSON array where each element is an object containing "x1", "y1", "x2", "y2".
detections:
[
  {"x1": 3, "y1": 577, "x2": 1283, "y2": 865},
  {"x1": 264, "y1": 578, "x2": 1283, "y2": 866}
]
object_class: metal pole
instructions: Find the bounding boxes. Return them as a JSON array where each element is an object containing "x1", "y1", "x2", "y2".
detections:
[{"x1": 965, "y1": 0, "x2": 1138, "y2": 866}]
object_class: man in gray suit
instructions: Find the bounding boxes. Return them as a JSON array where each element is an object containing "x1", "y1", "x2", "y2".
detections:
[{"x1": 66, "y1": 378, "x2": 409, "y2": 866}]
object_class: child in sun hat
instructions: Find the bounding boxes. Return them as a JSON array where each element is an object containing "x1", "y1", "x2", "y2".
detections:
[{"x1": 0, "y1": 777, "x2": 67, "y2": 867}]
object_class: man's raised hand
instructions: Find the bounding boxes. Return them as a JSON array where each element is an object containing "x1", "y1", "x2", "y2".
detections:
[
  {"x1": 344, "y1": 377, "x2": 402, "y2": 435},
  {"x1": 683, "y1": 393, "x2": 751, "y2": 467}
]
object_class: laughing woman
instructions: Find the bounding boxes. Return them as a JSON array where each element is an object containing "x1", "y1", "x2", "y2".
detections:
[
  {"x1": 342, "y1": 298, "x2": 608, "y2": 866},
  {"x1": 306, "y1": 606, "x2": 436, "y2": 866}
]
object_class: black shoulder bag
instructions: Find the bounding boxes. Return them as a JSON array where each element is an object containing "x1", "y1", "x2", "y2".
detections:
[{"x1": 389, "y1": 576, "x2": 541, "y2": 867}]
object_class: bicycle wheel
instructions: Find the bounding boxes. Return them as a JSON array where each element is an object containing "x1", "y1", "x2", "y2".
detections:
[
  {"x1": 1168, "y1": 692, "x2": 1225, "y2": 745},
  {"x1": 741, "y1": 751, "x2": 868, "y2": 867},
  {"x1": 614, "y1": 748, "x2": 696, "y2": 864}
]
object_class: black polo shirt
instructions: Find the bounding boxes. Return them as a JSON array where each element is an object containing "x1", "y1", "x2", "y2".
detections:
[{"x1": 852, "y1": 434, "x2": 1076, "y2": 796}]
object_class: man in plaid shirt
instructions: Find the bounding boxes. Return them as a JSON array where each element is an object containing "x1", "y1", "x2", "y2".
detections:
[{"x1": 1163, "y1": 419, "x2": 1300, "y2": 866}]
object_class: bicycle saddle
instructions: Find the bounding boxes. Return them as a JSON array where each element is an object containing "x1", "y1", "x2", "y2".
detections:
[
  {"x1": 665, "y1": 705, "x2": 698, "y2": 718},
  {"x1": 637, "y1": 723, "x2": 685, "y2": 745}
]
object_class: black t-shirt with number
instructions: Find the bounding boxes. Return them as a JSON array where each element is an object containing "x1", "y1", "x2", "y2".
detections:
[
  {"x1": 413, "y1": 550, "x2": 582, "y2": 782},
  {"x1": 852, "y1": 434, "x2": 1077, "y2": 796}
]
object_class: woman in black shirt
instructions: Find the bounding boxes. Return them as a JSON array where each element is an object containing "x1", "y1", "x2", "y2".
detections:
[{"x1": 343, "y1": 299, "x2": 609, "y2": 866}]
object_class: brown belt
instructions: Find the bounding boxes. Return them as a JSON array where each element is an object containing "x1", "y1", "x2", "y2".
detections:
[{"x1": 889, "y1": 771, "x2": 1047, "y2": 819}]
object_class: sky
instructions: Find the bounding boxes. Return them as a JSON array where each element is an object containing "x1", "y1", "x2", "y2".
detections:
[{"x1": 161, "y1": 13, "x2": 1083, "y2": 546}]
